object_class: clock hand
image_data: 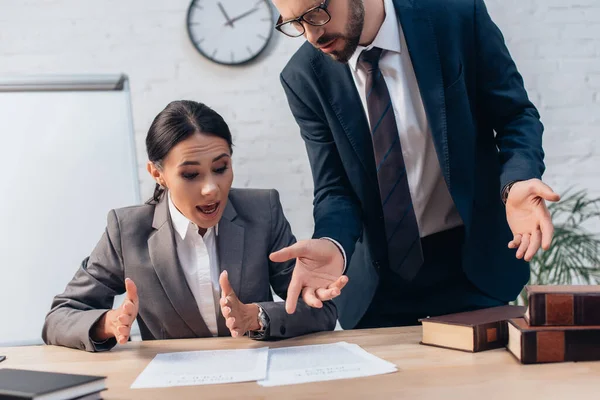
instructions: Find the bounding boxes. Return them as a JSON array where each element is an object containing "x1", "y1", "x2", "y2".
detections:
[
  {"x1": 226, "y1": 8, "x2": 259, "y2": 26},
  {"x1": 217, "y1": 2, "x2": 235, "y2": 27}
]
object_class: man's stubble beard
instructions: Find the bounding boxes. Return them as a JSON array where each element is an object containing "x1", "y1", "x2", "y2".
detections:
[{"x1": 321, "y1": 0, "x2": 365, "y2": 63}]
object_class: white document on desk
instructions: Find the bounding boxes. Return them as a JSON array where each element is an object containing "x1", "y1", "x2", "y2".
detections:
[
  {"x1": 257, "y1": 342, "x2": 397, "y2": 387},
  {"x1": 131, "y1": 347, "x2": 269, "y2": 389}
]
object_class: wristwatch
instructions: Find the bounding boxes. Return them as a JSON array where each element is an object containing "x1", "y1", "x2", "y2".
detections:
[
  {"x1": 247, "y1": 305, "x2": 270, "y2": 339},
  {"x1": 502, "y1": 181, "x2": 517, "y2": 204}
]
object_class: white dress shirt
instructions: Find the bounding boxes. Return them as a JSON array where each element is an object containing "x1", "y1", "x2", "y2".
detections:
[
  {"x1": 168, "y1": 193, "x2": 220, "y2": 336},
  {"x1": 347, "y1": 0, "x2": 463, "y2": 237}
]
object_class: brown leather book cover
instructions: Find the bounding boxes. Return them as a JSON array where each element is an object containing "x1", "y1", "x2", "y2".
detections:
[
  {"x1": 507, "y1": 318, "x2": 600, "y2": 364},
  {"x1": 526, "y1": 285, "x2": 600, "y2": 326},
  {"x1": 420, "y1": 305, "x2": 526, "y2": 352}
]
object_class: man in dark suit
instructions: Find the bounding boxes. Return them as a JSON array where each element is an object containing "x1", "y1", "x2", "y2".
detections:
[{"x1": 269, "y1": 0, "x2": 560, "y2": 329}]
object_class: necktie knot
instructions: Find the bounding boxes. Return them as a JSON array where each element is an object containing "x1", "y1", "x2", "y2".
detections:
[{"x1": 359, "y1": 47, "x2": 383, "y2": 72}]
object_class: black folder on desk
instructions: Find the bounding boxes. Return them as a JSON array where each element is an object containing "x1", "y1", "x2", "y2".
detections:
[{"x1": 0, "y1": 368, "x2": 105, "y2": 400}]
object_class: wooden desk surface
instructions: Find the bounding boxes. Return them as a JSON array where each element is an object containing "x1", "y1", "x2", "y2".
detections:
[{"x1": 1, "y1": 327, "x2": 599, "y2": 400}]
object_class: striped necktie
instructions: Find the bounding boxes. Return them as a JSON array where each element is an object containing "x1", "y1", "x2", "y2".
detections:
[{"x1": 359, "y1": 47, "x2": 424, "y2": 281}]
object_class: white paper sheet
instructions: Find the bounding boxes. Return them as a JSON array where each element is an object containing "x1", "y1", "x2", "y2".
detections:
[
  {"x1": 257, "y1": 342, "x2": 397, "y2": 387},
  {"x1": 131, "y1": 347, "x2": 269, "y2": 389}
]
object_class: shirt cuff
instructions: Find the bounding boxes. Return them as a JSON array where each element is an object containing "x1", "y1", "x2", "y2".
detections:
[{"x1": 320, "y1": 237, "x2": 347, "y2": 274}]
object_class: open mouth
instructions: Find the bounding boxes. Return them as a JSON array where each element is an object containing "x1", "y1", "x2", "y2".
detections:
[{"x1": 197, "y1": 202, "x2": 220, "y2": 216}]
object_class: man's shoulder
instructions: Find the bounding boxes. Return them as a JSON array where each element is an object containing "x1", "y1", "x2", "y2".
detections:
[
  {"x1": 281, "y1": 41, "x2": 320, "y2": 82},
  {"x1": 413, "y1": 0, "x2": 475, "y2": 14}
]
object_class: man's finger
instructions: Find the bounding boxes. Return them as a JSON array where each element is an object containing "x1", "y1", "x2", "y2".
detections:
[
  {"x1": 327, "y1": 275, "x2": 348, "y2": 291},
  {"x1": 285, "y1": 270, "x2": 303, "y2": 314},
  {"x1": 315, "y1": 287, "x2": 338, "y2": 301},
  {"x1": 508, "y1": 234, "x2": 522, "y2": 249},
  {"x1": 525, "y1": 229, "x2": 541, "y2": 261},
  {"x1": 540, "y1": 218, "x2": 555, "y2": 250},
  {"x1": 316, "y1": 276, "x2": 349, "y2": 301},
  {"x1": 516, "y1": 233, "x2": 530, "y2": 259},
  {"x1": 534, "y1": 181, "x2": 561, "y2": 202},
  {"x1": 302, "y1": 287, "x2": 323, "y2": 308},
  {"x1": 219, "y1": 270, "x2": 234, "y2": 298},
  {"x1": 125, "y1": 278, "x2": 138, "y2": 304},
  {"x1": 270, "y1": 241, "x2": 307, "y2": 263}
]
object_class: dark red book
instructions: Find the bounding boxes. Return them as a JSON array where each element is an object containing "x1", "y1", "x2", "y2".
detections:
[
  {"x1": 507, "y1": 318, "x2": 600, "y2": 364},
  {"x1": 419, "y1": 305, "x2": 526, "y2": 352},
  {"x1": 525, "y1": 285, "x2": 600, "y2": 326}
]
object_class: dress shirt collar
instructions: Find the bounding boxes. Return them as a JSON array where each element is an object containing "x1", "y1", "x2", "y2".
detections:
[{"x1": 348, "y1": 0, "x2": 402, "y2": 72}]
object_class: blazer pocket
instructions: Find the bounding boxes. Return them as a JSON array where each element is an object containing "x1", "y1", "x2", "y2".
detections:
[{"x1": 444, "y1": 62, "x2": 464, "y2": 93}]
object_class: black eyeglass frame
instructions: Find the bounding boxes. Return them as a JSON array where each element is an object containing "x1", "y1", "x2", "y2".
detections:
[{"x1": 275, "y1": 0, "x2": 332, "y2": 37}]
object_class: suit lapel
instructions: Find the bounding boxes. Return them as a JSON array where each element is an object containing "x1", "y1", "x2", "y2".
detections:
[
  {"x1": 214, "y1": 200, "x2": 244, "y2": 337},
  {"x1": 216, "y1": 201, "x2": 244, "y2": 298},
  {"x1": 148, "y1": 196, "x2": 211, "y2": 338},
  {"x1": 394, "y1": 0, "x2": 450, "y2": 185},
  {"x1": 314, "y1": 54, "x2": 379, "y2": 190}
]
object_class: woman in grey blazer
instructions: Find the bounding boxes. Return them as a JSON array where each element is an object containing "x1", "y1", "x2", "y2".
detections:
[{"x1": 42, "y1": 100, "x2": 337, "y2": 352}]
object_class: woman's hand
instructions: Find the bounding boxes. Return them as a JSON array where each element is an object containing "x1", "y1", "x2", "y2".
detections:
[
  {"x1": 92, "y1": 278, "x2": 139, "y2": 344},
  {"x1": 219, "y1": 271, "x2": 260, "y2": 337}
]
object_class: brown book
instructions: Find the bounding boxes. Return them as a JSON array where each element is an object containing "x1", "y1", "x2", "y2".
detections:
[
  {"x1": 419, "y1": 305, "x2": 526, "y2": 352},
  {"x1": 525, "y1": 285, "x2": 600, "y2": 326},
  {"x1": 507, "y1": 317, "x2": 600, "y2": 364}
]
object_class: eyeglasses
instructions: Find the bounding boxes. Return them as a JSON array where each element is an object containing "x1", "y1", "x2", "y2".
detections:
[{"x1": 275, "y1": 0, "x2": 332, "y2": 38}]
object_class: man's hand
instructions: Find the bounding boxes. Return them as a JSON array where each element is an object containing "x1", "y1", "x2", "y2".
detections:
[
  {"x1": 219, "y1": 271, "x2": 260, "y2": 337},
  {"x1": 92, "y1": 278, "x2": 139, "y2": 344},
  {"x1": 269, "y1": 239, "x2": 348, "y2": 314},
  {"x1": 506, "y1": 179, "x2": 561, "y2": 261}
]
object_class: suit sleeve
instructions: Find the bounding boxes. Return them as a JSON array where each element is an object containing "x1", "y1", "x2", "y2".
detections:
[
  {"x1": 474, "y1": 0, "x2": 545, "y2": 192},
  {"x1": 256, "y1": 190, "x2": 338, "y2": 339},
  {"x1": 42, "y1": 210, "x2": 125, "y2": 352},
  {"x1": 280, "y1": 72, "x2": 362, "y2": 265}
]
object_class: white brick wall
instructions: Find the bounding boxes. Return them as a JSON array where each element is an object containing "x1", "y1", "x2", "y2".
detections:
[
  {"x1": 1, "y1": 0, "x2": 598, "y2": 239},
  {"x1": 486, "y1": 0, "x2": 600, "y2": 211}
]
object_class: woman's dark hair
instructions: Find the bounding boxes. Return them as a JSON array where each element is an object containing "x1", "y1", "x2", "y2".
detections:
[{"x1": 146, "y1": 100, "x2": 233, "y2": 204}]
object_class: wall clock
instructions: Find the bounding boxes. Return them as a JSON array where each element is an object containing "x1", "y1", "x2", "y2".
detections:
[{"x1": 186, "y1": 0, "x2": 275, "y2": 66}]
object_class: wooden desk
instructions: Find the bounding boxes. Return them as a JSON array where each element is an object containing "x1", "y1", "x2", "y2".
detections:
[{"x1": 1, "y1": 327, "x2": 599, "y2": 399}]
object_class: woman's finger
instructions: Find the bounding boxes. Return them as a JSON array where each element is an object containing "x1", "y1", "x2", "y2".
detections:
[
  {"x1": 220, "y1": 297, "x2": 228, "y2": 307},
  {"x1": 222, "y1": 306, "x2": 232, "y2": 318},
  {"x1": 117, "y1": 325, "x2": 130, "y2": 336},
  {"x1": 226, "y1": 317, "x2": 236, "y2": 330},
  {"x1": 122, "y1": 301, "x2": 136, "y2": 316},
  {"x1": 117, "y1": 314, "x2": 131, "y2": 326}
]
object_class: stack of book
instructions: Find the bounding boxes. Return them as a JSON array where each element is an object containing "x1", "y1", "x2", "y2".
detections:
[{"x1": 506, "y1": 285, "x2": 600, "y2": 364}]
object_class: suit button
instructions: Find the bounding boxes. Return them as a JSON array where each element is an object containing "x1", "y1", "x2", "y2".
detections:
[
  {"x1": 280, "y1": 326, "x2": 286, "y2": 336},
  {"x1": 372, "y1": 261, "x2": 381, "y2": 270}
]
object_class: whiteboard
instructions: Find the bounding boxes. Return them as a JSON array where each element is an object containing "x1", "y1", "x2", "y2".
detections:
[{"x1": 0, "y1": 75, "x2": 141, "y2": 346}]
